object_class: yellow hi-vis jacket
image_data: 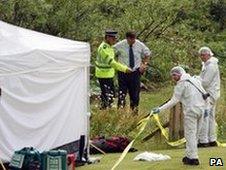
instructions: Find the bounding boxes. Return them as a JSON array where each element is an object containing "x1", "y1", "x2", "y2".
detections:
[{"x1": 95, "y1": 41, "x2": 128, "y2": 78}]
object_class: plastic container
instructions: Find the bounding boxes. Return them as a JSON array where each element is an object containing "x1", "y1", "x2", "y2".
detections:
[{"x1": 41, "y1": 150, "x2": 67, "y2": 170}]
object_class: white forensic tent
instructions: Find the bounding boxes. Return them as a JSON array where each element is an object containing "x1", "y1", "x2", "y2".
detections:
[{"x1": 0, "y1": 21, "x2": 90, "y2": 162}]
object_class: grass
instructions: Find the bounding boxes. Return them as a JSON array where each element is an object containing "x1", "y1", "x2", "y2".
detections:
[
  {"x1": 90, "y1": 85, "x2": 175, "y2": 151},
  {"x1": 78, "y1": 147, "x2": 226, "y2": 170},
  {"x1": 87, "y1": 81, "x2": 226, "y2": 169}
]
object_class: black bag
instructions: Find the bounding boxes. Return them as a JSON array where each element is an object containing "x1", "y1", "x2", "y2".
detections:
[
  {"x1": 90, "y1": 136, "x2": 137, "y2": 154},
  {"x1": 9, "y1": 147, "x2": 41, "y2": 170},
  {"x1": 202, "y1": 93, "x2": 210, "y2": 100}
]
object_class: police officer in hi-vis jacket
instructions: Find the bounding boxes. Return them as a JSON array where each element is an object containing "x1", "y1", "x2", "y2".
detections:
[{"x1": 95, "y1": 30, "x2": 131, "y2": 109}]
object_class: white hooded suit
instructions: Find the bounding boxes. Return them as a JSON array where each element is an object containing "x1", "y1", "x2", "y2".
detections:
[
  {"x1": 199, "y1": 57, "x2": 220, "y2": 143},
  {"x1": 159, "y1": 70, "x2": 206, "y2": 159}
]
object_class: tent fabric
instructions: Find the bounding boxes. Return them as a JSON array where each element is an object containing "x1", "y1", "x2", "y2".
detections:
[{"x1": 0, "y1": 21, "x2": 90, "y2": 162}]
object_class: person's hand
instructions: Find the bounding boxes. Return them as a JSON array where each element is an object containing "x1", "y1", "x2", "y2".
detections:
[
  {"x1": 139, "y1": 67, "x2": 145, "y2": 74},
  {"x1": 139, "y1": 63, "x2": 148, "y2": 74},
  {"x1": 125, "y1": 67, "x2": 133, "y2": 73},
  {"x1": 152, "y1": 107, "x2": 160, "y2": 114}
]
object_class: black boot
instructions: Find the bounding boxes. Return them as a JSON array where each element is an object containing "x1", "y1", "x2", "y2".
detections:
[
  {"x1": 209, "y1": 141, "x2": 218, "y2": 147},
  {"x1": 198, "y1": 143, "x2": 209, "y2": 148},
  {"x1": 182, "y1": 157, "x2": 199, "y2": 165}
]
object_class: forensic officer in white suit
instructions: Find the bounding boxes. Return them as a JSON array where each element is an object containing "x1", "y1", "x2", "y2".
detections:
[
  {"x1": 152, "y1": 66, "x2": 207, "y2": 165},
  {"x1": 197, "y1": 46, "x2": 220, "y2": 147}
]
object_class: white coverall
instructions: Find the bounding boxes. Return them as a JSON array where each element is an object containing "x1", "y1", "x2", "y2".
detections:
[
  {"x1": 198, "y1": 57, "x2": 220, "y2": 143},
  {"x1": 159, "y1": 73, "x2": 206, "y2": 159}
]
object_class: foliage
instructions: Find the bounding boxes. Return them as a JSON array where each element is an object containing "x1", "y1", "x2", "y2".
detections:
[
  {"x1": 90, "y1": 83, "x2": 226, "y2": 143},
  {"x1": 90, "y1": 85, "x2": 172, "y2": 139},
  {"x1": 1, "y1": 0, "x2": 226, "y2": 83}
]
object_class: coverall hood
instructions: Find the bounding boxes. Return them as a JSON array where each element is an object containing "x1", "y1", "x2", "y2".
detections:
[{"x1": 178, "y1": 73, "x2": 191, "y2": 82}]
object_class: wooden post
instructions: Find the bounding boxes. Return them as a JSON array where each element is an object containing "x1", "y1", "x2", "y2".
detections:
[{"x1": 169, "y1": 103, "x2": 184, "y2": 141}]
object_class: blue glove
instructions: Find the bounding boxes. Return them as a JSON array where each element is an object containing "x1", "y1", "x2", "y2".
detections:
[
  {"x1": 152, "y1": 107, "x2": 160, "y2": 114},
  {"x1": 204, "y1": 109, "x2": 209, "y2": 118}
]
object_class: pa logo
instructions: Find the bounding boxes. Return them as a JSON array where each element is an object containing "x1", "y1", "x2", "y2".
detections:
[{"x1": 209, "y1": 158, "x2": 224, "y2": 166}]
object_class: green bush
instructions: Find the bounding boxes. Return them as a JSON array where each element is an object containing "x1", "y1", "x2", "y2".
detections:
[{"x1": 1, "y1": 0, "x2": 225, "y2": 83}]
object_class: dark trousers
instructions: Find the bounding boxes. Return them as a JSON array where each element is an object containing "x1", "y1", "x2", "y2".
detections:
[
  {"x1": 118, "y1": 70, "x2": 141, "y2": 110},
  {"x1": 98, "y1": 78, "x2": 115, "y2": 109}
]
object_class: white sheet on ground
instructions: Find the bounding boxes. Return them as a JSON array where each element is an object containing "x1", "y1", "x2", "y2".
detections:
[{"x1": 134, "y1": 151, "x2": 171, "y2": 162}]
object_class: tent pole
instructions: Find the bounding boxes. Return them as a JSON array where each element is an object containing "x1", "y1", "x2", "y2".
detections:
[
  {"x1": 0, "y1": 159, "x2": 6, "y2": 170},
  {"x1": 85, "y1": 65, "x2": 91, "y2": 161}
]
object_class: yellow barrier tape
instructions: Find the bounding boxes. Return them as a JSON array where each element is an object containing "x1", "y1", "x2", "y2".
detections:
[
  {"x1": 154, "y1": 114, "x2": 226, "y2": 147},
  {"x1": 167, "y1": 138, "x2": 186, "y2": 147},
  {"x1": 111, "y1": 140, "x2": 135, "y2": 170},
  {"x1": 217, "y1": 141, "x2": 226, "y2": 147},
  {"x1": 111, "y1": 112, "x2": 153, "y2": 170},
  {"x1": 153, "y1": 115, "x2": 169, "y2": 140},
  {"x1": 153, "y1": 114, "x2": 186, "y2": 147},
  {"x1": 111, "y1": 112, "x2": 226, "y2": 169}
]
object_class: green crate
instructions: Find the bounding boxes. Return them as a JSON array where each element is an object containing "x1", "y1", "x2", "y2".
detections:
[
  {"x1": 9, "y1": 153, "x2": 25, "y2": 168},
  {"x1": 41, "y1": 150, "x2": 67, "y2": 170},
  {"x1": 9, "y1": 147, "x2": 41, "y2": 170}
]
